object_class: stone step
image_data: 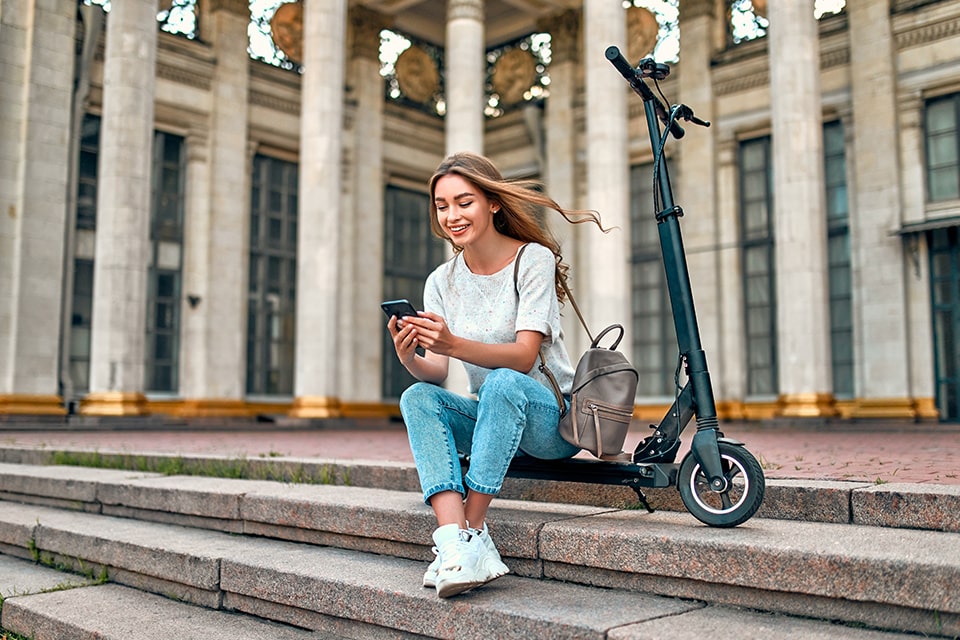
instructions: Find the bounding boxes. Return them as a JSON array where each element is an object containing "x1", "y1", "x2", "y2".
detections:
[
  {"x1": 0, "y1": 506, "x2": 930, "y2": 640},
  {"x1": 0, "y1": 555, "x2": 333, "y2": 639},
  {"x1": 0, "y1": 463, "x2": 958, "y2": 637},
  {"x1": 1, "y1": 451, "x2": 958, "y2": 532}
]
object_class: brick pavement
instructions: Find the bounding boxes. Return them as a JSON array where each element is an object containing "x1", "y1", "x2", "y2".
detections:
[{"x1": 0, "y1": 418, "x2": 958, "y2": 485}]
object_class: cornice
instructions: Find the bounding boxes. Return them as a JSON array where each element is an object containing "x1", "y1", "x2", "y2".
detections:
[
  {"x1": 896, "y1": 15, "x2": 960, "y2": 48},
  {"x1": 157, "y1": 60, "x2": 212, "y2": 90},
  {"x1": 249, "y1": 89, "x2": 300, "y2": 115}
]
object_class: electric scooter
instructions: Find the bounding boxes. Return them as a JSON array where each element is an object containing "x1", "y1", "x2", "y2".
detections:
[{"x1": 501, "y1": 46, "x2": 766, "y2": 528}]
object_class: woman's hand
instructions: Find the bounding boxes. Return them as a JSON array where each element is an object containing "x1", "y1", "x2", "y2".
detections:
[
  {"x1": 387, "y1": 315, "x2": 419, "y2": 366},
  {"x1": 387, "y1": 313, "x2": 449, "y2": 384},
  {"x1": 405, "y1": 312, "x2": 543, "y2": 373},
  {"x1": 401, "y1": 311, "x2": 457, "y2": 357}
]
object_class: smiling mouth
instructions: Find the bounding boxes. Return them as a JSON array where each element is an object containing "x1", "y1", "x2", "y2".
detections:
[{"x1": 448, "y1": 224, "x2": 469, "y2": 233}]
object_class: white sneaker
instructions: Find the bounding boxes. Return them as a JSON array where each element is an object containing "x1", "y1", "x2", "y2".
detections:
[
  {"x1": 471, "y1": 523, "x2": 510, "y2": 581},
  {"x1": 422, "y1": 546, "x2": 441, "y2": 588},
  {"x1": 423, "y1": 523, "x2": 510, "y2": 590},
  {"x1": 432, "y1": 524, "x2": 487, "y2": 598}
]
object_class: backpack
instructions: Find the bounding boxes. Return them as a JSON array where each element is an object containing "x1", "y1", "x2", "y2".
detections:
[
  {"x1": 514, "y1": 245, "x2": 638, "y2": 461},
  {"x1": 557, "y1": 324, "x2": 638, "y2": 460}
]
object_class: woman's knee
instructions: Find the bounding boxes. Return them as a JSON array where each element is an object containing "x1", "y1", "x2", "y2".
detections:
[
  {"x1": 399, "y1": 381, "x2": 441, "y2": 415},
  {"x1": 479, "y1": 369, "x2": 527, "y2": 399}
]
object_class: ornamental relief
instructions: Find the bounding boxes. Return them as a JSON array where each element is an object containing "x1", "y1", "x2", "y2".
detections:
[
  {"x1": 395, "y1": 45, "x2": 440, "y2": 104},
  {"x1": 270, "y1": 1, "x2": 303, "y2": 63},
  {"x1": 492, "y1": 48, "x2": 537, "y2": 105},
  {"x1": 627, "y1": 6, "x2": 659, "y2": 62}
]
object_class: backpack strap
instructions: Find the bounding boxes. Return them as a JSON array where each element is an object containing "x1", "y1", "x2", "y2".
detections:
[{"x1": 514, "y1": 243, "x2": 566, "y2": 416}]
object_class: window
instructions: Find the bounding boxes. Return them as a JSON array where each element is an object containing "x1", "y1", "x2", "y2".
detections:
[
  {"x1": 146, "y1": 131, "x2": 185, "y2": 393},
  {"x1": 77, "y1": 114, "x2": 100, "y2": 230},
  {"x1": 925, "y1": 94, "x2": 960, "y2": 202},
  {"x1": 739, "y1": 137, "x2": 777, "y2": 396},
  {"x1": 929, "y1": 227, "x2": 960, "y2": 421},
  {"x1": 629, "y1": 161, "x2": 678, "y2": 397},
  {"x1": 823, "y1": 121, "x2": 853, "y2": 397},
  {"x1": 382, "y1": 185, "x2": 446, "y2": 400},
  {"x1": 69, "y1": 260, "x2": 95, "y2": 393},
  {"x1": 68, "y1": 113, "x2": 101, "y2": 395},
  {"x1": 247, "y1": 155, "x2": 298, "y2": 396}
]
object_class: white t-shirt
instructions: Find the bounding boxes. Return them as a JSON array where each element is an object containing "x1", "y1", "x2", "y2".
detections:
[{"x1": 423, "y1": 242, "x2": 575, "y2": 396}]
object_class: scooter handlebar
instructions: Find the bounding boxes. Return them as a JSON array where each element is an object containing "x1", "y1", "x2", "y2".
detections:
[{"x1": 605, "y1": 46, "x2": 685, "y2": 140}]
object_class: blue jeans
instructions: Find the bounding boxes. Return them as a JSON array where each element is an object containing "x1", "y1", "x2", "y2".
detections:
[{"x1": 400, "y1": 368, "x2": 580, "y2": 505}]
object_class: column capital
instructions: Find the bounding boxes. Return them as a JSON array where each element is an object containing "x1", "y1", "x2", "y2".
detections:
[
  {"x1": 680, "y1": 0, "x2": 716, "y2": 21},
  {"x1": 897, "y1": 88, "x2": 924, "y2": 129},
  {"x1": 349, "y1": 5, "x2": 387, "y2": 61},
  {"x1": 186, "y1": 129, "x2": 209, "y2": 162},
  {"x1": 716, "y1": 132, "x2": 737, "y2": 165},
  {"x1": 448, "y1": 0, "x2": 483, "y2": 22},
  {"x1": 208, "y1": 0, "x2": 249, "y2": 17},
  {"x1": 539, "y1": 9, "x2": 580, "y2": 65}
]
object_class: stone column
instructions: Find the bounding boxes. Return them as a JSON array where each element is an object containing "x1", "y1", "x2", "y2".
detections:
[
  {"x1": 445, "y1": 0, "x2": 484, "y2": 154},
  {"x1": 0, "y1": 0, "x2": 76, "y2": 415},
  {"x1": 441, "y1": 0, "x2": 484, "y2": 396},
  {"x1": 583, "y1": 0, "x2": 630, "y2": 340},
  {"x1": 896, "y1": 91, "x2": 936, "y2": 419},
  {"x1": 676, "y1": 0, "x2": 721, "y2": 400},
  {"x1": 81, "y1": 0, "x2": 158, "y2": 416},
  {"x1": 715, "y1": 134, "x2": 746, "y2": 418},
  {"x1": 846, "y1": 0, "x2": 912, "y2": 418},
  {"x1": 767, "y1": 0, "x2": 834, "y2": 417},
  {"x1": 178, "y1": 130, "x2": 210, "y2": 408},
  {"x1": 541, "y1": 9, "x2": 583, "y2": 353},
  {"x1": 291, "y1": 0, "x2": 348, "y2": 418},
  {"x1": 185, "y1": 0, "x2": 251, "y2": 416},
  {"x1": 342, "y1": 6, "x2": 386, "y2": 408}
]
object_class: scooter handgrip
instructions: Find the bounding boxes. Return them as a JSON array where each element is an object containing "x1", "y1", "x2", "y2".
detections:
[{"x1": 605, "y1": 46, "x2": 634, "y2": 79}]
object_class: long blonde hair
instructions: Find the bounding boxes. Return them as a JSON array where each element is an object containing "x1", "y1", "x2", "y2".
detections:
[{"x1": 428, "y1": 152, "x2": 607, "y2": 303}]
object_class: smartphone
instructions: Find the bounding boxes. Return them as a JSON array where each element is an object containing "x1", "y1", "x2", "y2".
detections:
[{"x1": 381, "y1": 299, "x2": 419, "y2": 321}]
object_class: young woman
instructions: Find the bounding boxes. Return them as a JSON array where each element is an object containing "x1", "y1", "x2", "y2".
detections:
[{"x1": 386, "y1": 152, "x2": 605, "y2": 598}]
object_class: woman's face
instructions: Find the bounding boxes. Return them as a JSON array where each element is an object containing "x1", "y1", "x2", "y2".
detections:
[{"x1": 433, "y1": 173, "x2": 498, "y2": 248}]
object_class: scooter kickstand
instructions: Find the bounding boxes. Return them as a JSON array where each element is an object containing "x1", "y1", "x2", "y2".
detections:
[{"x1": 630, "y1": 485, "x2": 655, "y2": 513}]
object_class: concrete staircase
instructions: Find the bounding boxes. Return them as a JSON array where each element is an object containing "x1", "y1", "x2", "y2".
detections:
[{"x1": 0, "y1": 451, "x2": 957, "y2": 639}]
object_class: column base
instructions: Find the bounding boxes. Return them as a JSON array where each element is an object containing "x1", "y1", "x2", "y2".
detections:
[
  {"x1": 0, "y1": 394, "x2": 67, "y2": 416},
  {"x1": 912, "y1": 397, "x2": 939, "y2": 421},
  {"x1": 846, "y1": 397, "x2": 919, "y2": 419},
  {"x1": 168, "y1": 398, "x2": 252, "y2": 418},
  {"x1": 289, "y1": 396, "x2": 342, "y2": 419},
  {"x1": 79, "y1": 392, "x2": 149, "y2": 417},
  {"x1": 338, "y1": 401, "x2": 399, "y2": 419},
  {"x1": 778, "y1": 393, "x2": 838, "y2": 418}
]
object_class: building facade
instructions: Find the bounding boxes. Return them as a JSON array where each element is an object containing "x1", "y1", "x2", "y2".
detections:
[{"x1": 1, "y1": 0, "x2": 958, "y2": 422}]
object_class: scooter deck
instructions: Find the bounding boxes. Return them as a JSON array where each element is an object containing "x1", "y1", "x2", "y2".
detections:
[{"x1": 466, "y1": 454, "x2": 680, "y2": 490}]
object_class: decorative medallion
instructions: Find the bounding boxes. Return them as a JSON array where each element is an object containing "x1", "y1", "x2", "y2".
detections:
[
  {"x1": 627, "y1": 6, "x2": 659, "y2": 63},
  {"x1": 395, "y1": 45, "x2": 440, "y2": 104},
  {"x1": 492, "y1": 48, "x2": 537, "y2": 105},
  {"x1": 270, "y1": 1, "x2": 303, "y2": 63}
]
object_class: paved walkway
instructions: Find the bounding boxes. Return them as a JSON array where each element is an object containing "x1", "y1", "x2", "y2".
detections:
[{"x1": 2, "y1": 418, "x2": 959, "y2": 485}]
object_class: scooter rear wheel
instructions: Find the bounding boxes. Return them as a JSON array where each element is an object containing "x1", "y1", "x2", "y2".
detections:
[{"x1": 678, "y1": 441, "x2": 765, "y2": 527}]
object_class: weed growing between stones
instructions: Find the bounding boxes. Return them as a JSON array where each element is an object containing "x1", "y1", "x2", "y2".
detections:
[{"x1": 47, "y1": 450, "x2": 350, "y2": 486}]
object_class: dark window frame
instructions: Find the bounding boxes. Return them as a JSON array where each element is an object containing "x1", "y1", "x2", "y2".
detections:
[
  {"x1": 823, "y1": 120, "x2": 854, "y2": 397},
  {"x1": 738, "y1": 136, "x2": 778, "y2": 397},
  {"x1": 629, "y1": 160, "x2": 678, "y2": 398},
  {"x1": 382, "y1": 184, "x2": 446, "y2": 400},
  {"x1": 247, "y1": 154, "x2": 299, "y2": 396}
]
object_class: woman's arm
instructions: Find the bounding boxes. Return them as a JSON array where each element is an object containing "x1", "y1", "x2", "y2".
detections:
[{"x1": 402, "y1": 312, "x2": 543, "y2": 373}]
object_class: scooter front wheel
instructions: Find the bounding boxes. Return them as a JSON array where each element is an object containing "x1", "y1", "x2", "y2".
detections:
[{"x1": 678, "y1": 441, "x2": 765, "y2": 527}]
